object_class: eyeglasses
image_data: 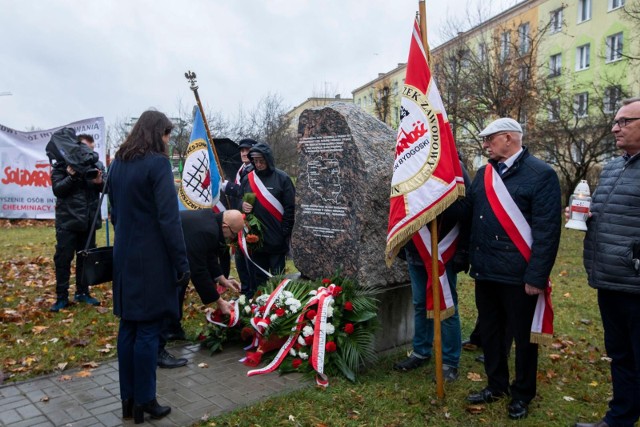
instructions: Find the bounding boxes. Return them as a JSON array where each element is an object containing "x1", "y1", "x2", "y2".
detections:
[
  {"x1": 612, "y1": 118, "x2": 640, "y2": 128},
  {"x1": 223, "y1": 222, "x2": 240, "y2": 235},
  {"x1": 482, "y1": 132, "x2": 508, "y2": 143}
]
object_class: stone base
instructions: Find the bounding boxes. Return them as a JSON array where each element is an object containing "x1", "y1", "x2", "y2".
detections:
[{"x1": 373, "y1": 282, "x2": 414, "y2": 352}]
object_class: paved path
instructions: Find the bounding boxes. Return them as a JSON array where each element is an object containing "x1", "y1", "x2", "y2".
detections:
[{"x1": 0, "y1": 342, "x2": 308, "y2": 427}]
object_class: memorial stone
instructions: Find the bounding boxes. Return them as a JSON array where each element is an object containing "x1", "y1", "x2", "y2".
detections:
[{"x1": 292, "y1": 102, "x2": 409, "y2": 287}]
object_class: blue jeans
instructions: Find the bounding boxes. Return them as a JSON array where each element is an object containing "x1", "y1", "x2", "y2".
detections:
[{"x1": 409, "y1": 262, "x2": 461, "y2": 368}]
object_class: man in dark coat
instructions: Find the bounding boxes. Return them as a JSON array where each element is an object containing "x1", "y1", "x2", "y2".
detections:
[
  {"x1": 50, "y1": 134, "x2": 106, "y2": 312},
  {"x1": 158, "y1": 209, "x2": 242, "y2": 368},
  {"x1": 240, "y1": 142, "x2": 295, "y2": 296},
  {"x1": 464, "y1": 118, "x2": 561, "y2": 420},
  {"x1": 575, "y1": 98, "x2": 640, "y2": 427}
]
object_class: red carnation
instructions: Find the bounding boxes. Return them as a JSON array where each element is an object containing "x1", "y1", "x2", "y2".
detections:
[
  {"x1": 344, "y1": 301, "x2": 354, "y2": 311},
  {"x1": 322, "y1": 278, "x2": 331, "y2": 284},
  {"x1": 258, "y1": 306, "x2": 266, "y2": 314},
  {"x1": 197, "y1": 333, "x2": 206, "y2": 341},
  {"x1": 343, "y1": 323, "x2": 355, "y2": 334},
  {"x1": 306, "y1": 309, "x2": 317, "y2": 320},
  {"x1": 304, "y1": 335, "x2": 314, "y2": 345},
  {"x1": 331, "y1": 286, "x2": 343, "y2": 297},
  {"x1": 275, "y1": 308, "x2": 286, "y2": 317},
  {"x1": 325, "y1": 341, "x2": 337, "y2": 352},
  {"x1": 292, "y1": 358, "x2": 303, "y2": 369}
]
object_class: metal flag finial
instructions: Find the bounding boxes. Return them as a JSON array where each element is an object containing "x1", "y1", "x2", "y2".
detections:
[{"x1": 185, "y1": 70, "x2": 198, "y2": 91}]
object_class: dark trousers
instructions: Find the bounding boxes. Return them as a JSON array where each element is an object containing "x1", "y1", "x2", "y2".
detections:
[
  {"x1": 236, "y1": 251, "x2": 256, "y2": 297},
  {"x1": 469, "y1": 316, "x2": 513, "y2": 351},
  {"x1": 252, "y1": 251, "x2": 285, "y2": 289},
  {"x1": 599, "y1": 289, "x2": 640, "y2": 427},
  {"x1": 54, "y1": 226, "x2": 95, "y2": 299},
  {"x1": 475, "y1": 280, "x2": 539, "y2": 403},
  {"x1": 117, "y1": 318, "x2": 163, "y2": 404}
]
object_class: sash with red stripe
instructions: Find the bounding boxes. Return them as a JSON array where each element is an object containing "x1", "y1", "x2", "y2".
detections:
[
  {"x1": 411, "y1": 225, "x2": 459, "y2": 319},
  {"x1": 247, "y1": 171, "x2": 284, "y2": 222},
  {"x1": 484, "y1": 164, "x2": 554, "y2": 344}
]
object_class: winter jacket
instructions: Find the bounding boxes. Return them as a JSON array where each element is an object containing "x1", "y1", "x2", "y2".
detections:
[
  {"x1": 180, "y1": 209, "x2": 227, "y2": 304},
  {"x1": 583, "y1": 154, "x2": 640, "y2": 294},
  {"x1": 109, "y1": 154, "x2": 189, "y2": 321},
  {"x1": 467, "y1": 147, "x2": 561, "y2": 288},
  {"x1": 51, "y1": 160, "x2": 105, "y2": 232},
  {"x1": 241, "y1": 143, "x2": 295, "y2": 254}
]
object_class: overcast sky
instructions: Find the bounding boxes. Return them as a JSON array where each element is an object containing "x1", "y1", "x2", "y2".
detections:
[{"x1": 0, "y1": 0, "x2": 516, "y2": 132}]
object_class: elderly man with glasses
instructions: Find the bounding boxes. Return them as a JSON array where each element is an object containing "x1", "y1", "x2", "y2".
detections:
[
  {"x1": 463, "y1": 118, "x2": 562, "y2": 420},
  {"x1": 158, "y1": 209, "x2": 243, "y2": 368},
  {"x1": 574, "y1": 98, "x2": 640, "y2": 427}
]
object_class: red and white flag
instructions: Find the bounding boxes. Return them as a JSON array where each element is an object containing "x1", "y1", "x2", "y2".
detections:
[{"x1": 385, "y1": 18, "x2": 465, "y2": 317}]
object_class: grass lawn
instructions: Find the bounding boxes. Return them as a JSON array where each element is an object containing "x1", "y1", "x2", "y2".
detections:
[{"x1": 0, "y1": 220, "x2": 612, "y2": 426}]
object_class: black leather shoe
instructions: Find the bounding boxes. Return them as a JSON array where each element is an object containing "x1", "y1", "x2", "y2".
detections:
[
  {"x1": 164, "y1": 330, "x2": 186, "y2": 341},
  {"x1": 122, "y1": 399, "x2": 133, "y2": 419},
  {"x1": 508, "y1": 399, "x2": 529, "y2": 420},
  {"x1": 393, "y1": 354, "x2": 430, "y2": 371},
  {"x1": 575, "y1": 421, "x2": 609, "y2": 427},
  {"x1": 133, "y1": 398, "x2": 171, "y2": 424},
  {"x1": 466, "y1": 388, "x2": 508, "y2": 404},
  {"x1": 157, "y1": 349, "x2": 187, "y2": 369}
]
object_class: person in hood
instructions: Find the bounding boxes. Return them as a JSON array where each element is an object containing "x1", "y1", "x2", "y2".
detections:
[{"x1": 239, "y1": 142, "x2": 295, "y2": 296}]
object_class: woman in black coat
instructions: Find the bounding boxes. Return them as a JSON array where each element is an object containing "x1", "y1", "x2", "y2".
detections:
[{"x1": 108, "y1": 110, "x2": 190, "y2": 424}]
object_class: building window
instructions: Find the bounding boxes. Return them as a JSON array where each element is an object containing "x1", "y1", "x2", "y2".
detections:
[
  {"x1": 606, "y1": 32, "x2": 623, "y2": 62},
  {"x1": 609, "y1": 0, "x2": 625, "y2": 11},
  {"x1": 518, "y1": 65, "x2": 530, "y2": 82},
  {"x1": 500, "y1": 31, "x2": 511, "y2": 60},
  {"x1": 549, "y1": 53, "x2": 562, "y2": 77},
  {"x1": 478, "y1": 42, "x2": 487, "y2": 62},
  {"x1": 518, "y1": 23, "x2": 530, "y2": 54},
  {"x1": 604, "y1": 86, "x2": 622, "y2": 113},
  {"x1": 550, "y1": 8, "x2": 563, "y2": 33},
  {"x1": 574, "y1": 92, "x2": 589, "y2": 117},
  {"x1": 549, "y1": 98, "x2": 560, "y2": 122},
  {"x1": 576, "y1": 44, "x2": 590, "y2": 70},
  {"x1": 578, "y1": 0, "x2": 592, "y2": 23}
]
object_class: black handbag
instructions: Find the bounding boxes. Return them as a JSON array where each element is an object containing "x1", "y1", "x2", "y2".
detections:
[{"x1": 77, "y1": 172, "x2": 113, "y2": 288}]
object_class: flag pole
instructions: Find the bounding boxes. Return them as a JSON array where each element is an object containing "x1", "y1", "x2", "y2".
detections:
[
  {"x1": 184, "y1": 70, "x2": 226, "y2": 181},
  {"x1": 419, "y1": 0, "x2": 444, "y2": 400}
]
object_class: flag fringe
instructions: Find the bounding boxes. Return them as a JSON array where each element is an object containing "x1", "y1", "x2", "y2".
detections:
[
  {"x1": 529, "y1": 332, "x2": 553, "y2": 346},
  {"x1": 385, "y1": 190, "x2": 461, "y2": 267},
  {"x1": 426, "y1": 305, "x2": 455, "y2": 320}
]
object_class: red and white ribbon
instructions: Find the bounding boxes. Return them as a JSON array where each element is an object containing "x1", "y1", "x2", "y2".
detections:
[
  {"x1": 247, "y1": 171, "x2": 284, "y2": 222},
  {"x1": 484, "y1": 164, "x2": 554, "y2": 344},
  {"x1": 237, "y1": 228, "x2": 273, "y2": 279},
  {"x1": 205, "y1": 299, "x2": 239, "y2": 328},
  {"x1": 248, "y1": 278, "x2": 291, "y2": 335}
]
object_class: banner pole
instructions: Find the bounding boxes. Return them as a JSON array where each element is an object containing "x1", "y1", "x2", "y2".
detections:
[
  {"x1": 184, "y1": 71, "x2": 226, "y2": 181},
  {"x1": 420, "y1": 0, "x2": 444, "y2": 400}
]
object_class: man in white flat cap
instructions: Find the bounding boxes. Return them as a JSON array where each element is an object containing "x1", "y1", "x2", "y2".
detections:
[{"x1": 464, "y1": 117, "x2": 562, "y2": 420}]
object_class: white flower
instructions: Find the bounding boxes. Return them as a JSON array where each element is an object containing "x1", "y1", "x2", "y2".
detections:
[
  {"x1": 325, "y1": 324, "x2": 335, "y2": 335},
  {"x1": 289, "y1": 348, "x2": 297, "y2": 356},
  {"x1": 302, "y1": 326, "x2": 314, "y2": 337},
  {"x1": 326, "y1": 306, "x2": 334, "y2": 318},
  {"x1": 270, "y1": 314, "x2": 278, "y2": 322},
  {"x1": 283, "y1": 291, "x2": 294, "y2": 298},
  {"x1": 299, "y1": 351, "x2": 308, "y2": 360},
  {"x1": 308, "y1": 290, "x2": 317, "y2": 296},
  {"x1": 255, "y1": 294, "x2": 269, "y2": 305},
  {"x1": 244, "y1": 306, "x2": 251, "y2": 314},
  {"x1": 237, "y1": 295, "x2": 246, "y2": 305},
  {"x1": 298, "y1": 335, "x2": 306, "y2": 346}
]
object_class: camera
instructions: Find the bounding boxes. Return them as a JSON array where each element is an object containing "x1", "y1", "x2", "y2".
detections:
[{"x1": 46, "y1": 127, "x2": 100, "y2": 178}]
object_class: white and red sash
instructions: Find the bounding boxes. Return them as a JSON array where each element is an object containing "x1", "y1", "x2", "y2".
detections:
[
  {"x1": 412, "y1": 225, "x2": 458, "y2": 320},
  {"x1": 237, "y1": 228, "x2": 272, "y2": 279},
  {"x1": 235, "y1": 163, "x2": 246, "y2": 185},
  {"x1": 247, "y1": 171, "x2": 284, "y2": 222},
  {"x1": 484, "y1": 164, "x2": 554, "y2": 344}
]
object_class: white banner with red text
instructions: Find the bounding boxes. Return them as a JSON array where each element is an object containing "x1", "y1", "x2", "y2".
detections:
[{"x1": 0, "y1": 118, "x2": 106, "y2": 219}]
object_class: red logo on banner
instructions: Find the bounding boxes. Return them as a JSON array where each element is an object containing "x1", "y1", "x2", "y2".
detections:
[{"x1": 1, "y1": 162, "x2": 52, "y2": 187}]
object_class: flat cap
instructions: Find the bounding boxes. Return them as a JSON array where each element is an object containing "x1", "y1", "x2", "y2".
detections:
[{"x1": 478, "y1": 118, "x2": 523, "y2": 137}]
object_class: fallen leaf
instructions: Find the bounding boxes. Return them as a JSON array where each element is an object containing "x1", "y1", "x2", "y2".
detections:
[
  {"x1": 558, "y1": 270, "x2": 568, "y2": 276},
  {"x1": 563, "y1": 292, "x2": 571, "y2": 297},
  {"x1": 563, "y1": 396, "x2": 575, "y2": 401},
  {"x1": 75, "y1": 370, "x2": 92, "y2": 378},
  {"x1": 549, "y1": 354, "x2": 561, "y2": 361},
  {"x1": 580, "y1": 319, "x2": 592, "y2": 325},
  {"x1": 31, "y1": 325, "x2": 49, "y2": 334},
  {"x1": 57, "y1": 362, "x2": 68, "y2": 371},
  {"x1": 58, "y1": 375, "x2": 72, "y2": 381},
  {"x1": 466, "y1": 404, "x2": 485, "y2": 414},
  {"x1": 40, "y1": 396, "x2": 49, "y2": 402},
  {"x1": 589, "y1": 381, "x2": 598, "y2": 387},
  {"x1": 198, "y1": 362, "x2": 209, "y2": 368},
  {"x1": 467, "y1": 372, "x2": 483, "y2": 382},
  {"x1": 82, "y1": 361, "x2": 99, "y2": 368}
]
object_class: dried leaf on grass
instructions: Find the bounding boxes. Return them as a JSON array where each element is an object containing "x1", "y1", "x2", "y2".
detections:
[
  {"x1": 466, "y1": 372, "x2": 483, "y2": 382},
  {"x1": 466, "y1": 404, "x2": 485, "y2": 414},
  {"x1": 76, "y1": 370, "x2": 92, "y2": 378}
]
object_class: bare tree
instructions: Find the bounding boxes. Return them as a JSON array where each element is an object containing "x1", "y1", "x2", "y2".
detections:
[{"x1": 371, "y1": 78, "x2": 395, "y2": 126}]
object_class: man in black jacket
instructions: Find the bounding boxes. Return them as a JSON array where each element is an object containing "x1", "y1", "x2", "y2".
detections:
[
  {"x1": 575, "y1": 98, "x2": 640, "y2": 427},
  {"x1": 50, "y1": 134, "x2": 105, "y2": 312},
  {"x1": 158, "y1": 208, "x2": 242, "y2": 368},
  {"x1": 464, "y1": 118, "x2": 561, "y2": 420},
  {"x1": 240, "y1": 143, "x2": 295, "y2": 296}
]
